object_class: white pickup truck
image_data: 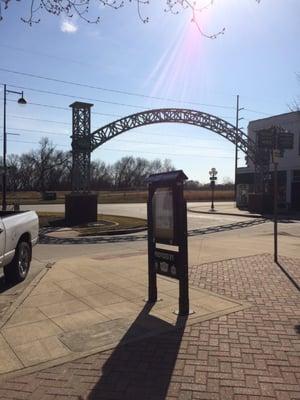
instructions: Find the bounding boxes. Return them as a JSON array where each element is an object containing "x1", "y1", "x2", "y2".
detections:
[{"x1": 0, "y1": 211, "x2": 39, "y2": 284}]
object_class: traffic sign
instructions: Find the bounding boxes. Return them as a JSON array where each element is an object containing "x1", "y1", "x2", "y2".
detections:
[
  {"x1": 272, "y1": 149, "x2": 281, "y2": 164},
  {"x1": 278, "y1": 132, "x2": 293, "y2": 149},
  {"x1": 257, "y1": 130, "x2": 275, "y2": 149},
  {"x1": 257, "y1": 127, "x2": 294, "y2": 150}
]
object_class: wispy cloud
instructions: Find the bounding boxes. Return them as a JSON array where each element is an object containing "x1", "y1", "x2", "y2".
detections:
[{"x1": 61, "y1": 19, "x2": 78, "y2": 33}]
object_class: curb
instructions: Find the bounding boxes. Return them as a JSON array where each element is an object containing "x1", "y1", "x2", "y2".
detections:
[
  {"x1": 40, "y1": 226, "x2": 147, "y2": 240},
  {"x1": 188, "y1": 208, "x2": 300, "y2": 221},
  {"x1": 188, "y1": 208, "x2": 265, "y2": 219},
  {"x1": 0, "y1": 263, "x2": 53, "y2": 330},
  {"x1": 79, "y1": 225, "x2": 147, "y2": 236}
]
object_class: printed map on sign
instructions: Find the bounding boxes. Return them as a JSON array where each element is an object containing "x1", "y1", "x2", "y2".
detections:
[{"x1": 153, "y1": 187, "x2": 174, "y2": 243}]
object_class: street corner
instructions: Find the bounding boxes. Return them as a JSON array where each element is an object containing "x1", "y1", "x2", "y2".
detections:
[{"x1": 0, "y1": 252, "x2": 251, "y2": 379}]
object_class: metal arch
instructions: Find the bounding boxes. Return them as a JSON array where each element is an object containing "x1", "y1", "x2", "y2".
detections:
[{"x1": 89, "y1": 108, "x2": 257, "y2": 161}]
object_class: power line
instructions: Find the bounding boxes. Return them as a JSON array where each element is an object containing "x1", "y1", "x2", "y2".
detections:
[
  {"x1": 3, "y1": 98, "x2": 122, "y2": 118},
  {"x1": 4, "y1": 83, "x2": 241, "y2": 119},
  {"x1": 243, "y1": 107, "x2": 271, "y2": 116},
  {"x1": 0, "y1": 126, "x2": 69, "y2": 136},
  {"x1": 7, "y1": 114, "x2": 70, "y2": 125},
  {"x1": 0, "y1": 67, "x2": 236, "y2": 110},
  {"x1": 7, "y1": 139, "x2": 69, "y2": 147},
  {"x1": 5, "y1": 83, "x2": 242, "y2": 119},
  {"x1": 5, "y1": 83, "x2": 149, "y2": 110},
  {"x1": 2, "y1": 99, "x2": 237, "y2": 129},
  {"x1": 0, "y1": 43, "x2": 100, "y2": 70},
  {"x1": 106, "y1": 138, "x2": 232, "y2": 152},
  {"x1": 8, "y1": 139, "x2": 234, "y2": 158},
  {"x1": 2, "y1": 125, "x2": 234, "y2": 145},
  {"x1": 8, "y1": 114, "x2": 235, "y2": 134},
  {"x1": 100, "y1": 148, "x2": 233, "y2": 158},
  {"x1": 0, "y1": 70, "x2": 273, "y2": 118},
  {"x1": 0, "y1": 44, "x2": 283, "y2": 108},
  {"x1": 2, "y1": 126, "x2": 233, "y2": 152}
]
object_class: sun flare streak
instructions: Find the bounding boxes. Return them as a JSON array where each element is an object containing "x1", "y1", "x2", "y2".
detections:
[{"x1": 148, "y1": 18, "x2": 203, "y2": 101}]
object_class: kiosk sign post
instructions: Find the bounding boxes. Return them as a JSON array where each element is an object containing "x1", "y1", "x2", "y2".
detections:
[
  {"x1": 256, "y1": 126, "x2": 294, "y2": 263},
  {"x1": 146, "y1": 170, "x2": 190, "y2": 316}
]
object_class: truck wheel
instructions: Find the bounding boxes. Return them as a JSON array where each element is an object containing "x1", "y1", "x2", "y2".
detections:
[{"x1": 4, "y1": 242, "x2": 31, "y2": 284}]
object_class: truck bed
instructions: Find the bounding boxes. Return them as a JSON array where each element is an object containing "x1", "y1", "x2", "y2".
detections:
[{"x1": 0, "y1": 211, "x2": 27, "y2": 218}]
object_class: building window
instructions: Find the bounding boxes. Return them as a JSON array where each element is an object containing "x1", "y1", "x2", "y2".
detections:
[{"x1": 293, "y1": 170, "x2": 300, "y2": 182}]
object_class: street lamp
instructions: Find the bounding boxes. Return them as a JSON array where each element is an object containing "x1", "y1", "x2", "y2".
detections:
[
  {"x1": 2, "y1": 84, "x2": 27, "y2": 211},
  {"x1": 209, "y1": 167, "x2": 218, "y2": 211}
]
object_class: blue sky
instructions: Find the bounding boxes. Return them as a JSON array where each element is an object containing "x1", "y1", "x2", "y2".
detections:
[{"x1": 0, "y1": 0, "x2": 299, "y2": 183}]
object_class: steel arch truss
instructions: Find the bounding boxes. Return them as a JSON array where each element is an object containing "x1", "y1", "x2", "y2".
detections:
[
  {"x1": 70, "y1": 102, "x2": 93, "y2": 192},
  {"x1": 71, "y1": 107, "x2": 265, "y2": 194},
  {"x1": 90, "y1": 108, "x2": 257, "y2": 162}
]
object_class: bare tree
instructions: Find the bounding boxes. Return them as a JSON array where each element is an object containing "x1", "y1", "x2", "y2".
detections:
[
  {"x1": 26, "y1": 137, "x2": 70, "y2": 193},
  {"x1": 289, "y1": 73, "x2": 300, "y2": 112},
  {"x1": 7, "y1": 154, "x2": 21, "y2": 191},
  {"x1": 112, "y1": 156, "x2": 175, "y2": 189},
  {"x1": 90, "y1": 160, "x2": 113, "y2": 189},
  {"x1": 0, "y1": 0, "x2": 261, "y2": 39},
  {"x1": 185, "y1": 180, "x2": 201, "y2": 189}
]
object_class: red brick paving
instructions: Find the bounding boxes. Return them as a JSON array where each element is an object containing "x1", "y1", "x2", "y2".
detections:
[{"x1": 0, "y1": 253, "x2": 299, "y2": 400}]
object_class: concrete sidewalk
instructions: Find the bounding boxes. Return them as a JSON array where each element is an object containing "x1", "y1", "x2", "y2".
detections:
[
  {"x1": 0, "y1": 254, "x2": 300, "y2": 400},
  {"x1": 188, "y1": 202, "x2": 262, "y2": 218},
  {"x1": 0, "y1": 252, "x2": 299, "y2": 400},
  {"x1": 188, "y1": 202, "x2": 300, "y2": 220},
  {"x1": 0, "y1": 252, "x2": 248, "y2": 377}
]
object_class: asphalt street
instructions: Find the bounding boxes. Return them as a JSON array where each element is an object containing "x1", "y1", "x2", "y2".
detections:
[{"x1": 21, "y1": 201, "x2": 262, "y2": 230}]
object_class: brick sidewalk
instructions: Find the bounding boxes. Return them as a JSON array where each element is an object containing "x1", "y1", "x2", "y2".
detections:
[{"x1": 0, "y1": 254, "x2": 299, "y2": 400}]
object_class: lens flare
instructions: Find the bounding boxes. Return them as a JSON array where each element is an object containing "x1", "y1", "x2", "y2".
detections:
[{"x1": 147, "y1": 17, "x2": 203, "y2": 101}]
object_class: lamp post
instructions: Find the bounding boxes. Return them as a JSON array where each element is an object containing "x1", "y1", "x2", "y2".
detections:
[
  {"x1": 209, "y1": 167, "x2": 218, "y2": 211},
  {"x1": 234, "y1": 95, "x2": 244, "y2": 203},
  {"x1": 2, "y1": 84, "x2": 27, "y2": 211}
]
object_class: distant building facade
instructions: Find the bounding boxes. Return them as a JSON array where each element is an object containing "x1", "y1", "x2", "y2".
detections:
[{"x1": 236, "y1": 111, "x2": 300, "y2": 211}]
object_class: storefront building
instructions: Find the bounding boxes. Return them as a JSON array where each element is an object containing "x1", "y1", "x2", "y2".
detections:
[{"x1": 236, "y1": 111, "x2": 300, "y2": 211}]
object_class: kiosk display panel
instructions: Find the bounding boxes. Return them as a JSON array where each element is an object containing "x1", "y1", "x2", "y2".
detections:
[{"x1": 152, "y1": 187, "x2": 174, "y2": 244}]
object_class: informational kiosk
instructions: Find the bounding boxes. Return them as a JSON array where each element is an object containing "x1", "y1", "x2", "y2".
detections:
[{"x1": 146, "y1": 170, "x2": 190, "y2": 316}]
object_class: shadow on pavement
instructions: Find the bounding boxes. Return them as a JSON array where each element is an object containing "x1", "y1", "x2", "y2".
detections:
[
  {"x1": 40, "y1": 218, "x2": 266, "y2": 245},
  {"x1": 275, "y1": 261, "x2": 300, "y2": 292},
  {"x1": 0, "y1": 275, "x2": 15, "y2": 293},
  {"x1": 87, "y1": 302, "x2": 187, "y2": 400}
]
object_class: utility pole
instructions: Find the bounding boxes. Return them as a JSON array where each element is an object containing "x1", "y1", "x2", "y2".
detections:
[
  {"x1": 273, "y1": 154, "x2": 278, "y2": 263},
  {"x1": 2, "y1": 84, "x2": 7, "y2": 211},
  {"x1": 272, "y1": 133, "x2": 280, "y2": 264},
  {"x1": 2, "y1": 84, "x2": 27, "y2": 211},
  {"x1": 235, "y1": 95, "x2": 244, "y2": 203}
]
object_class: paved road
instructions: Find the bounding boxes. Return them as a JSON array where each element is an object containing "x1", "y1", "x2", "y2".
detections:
[
  {"x1": 21, "y1": 201, "x2": 259, "y2": 230},
  {"x1": 19, "y1": 201, "x2": 300, "y2": 264}
]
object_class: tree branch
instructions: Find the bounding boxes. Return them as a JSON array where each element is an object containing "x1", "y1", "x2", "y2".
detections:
[{"x1": 1, "y1": 0, "x2": 262, "y2": 40}]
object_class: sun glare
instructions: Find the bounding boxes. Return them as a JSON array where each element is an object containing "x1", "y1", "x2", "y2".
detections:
[{"x1": 148, "y1": 17, "x2": 203, "y2": 101}]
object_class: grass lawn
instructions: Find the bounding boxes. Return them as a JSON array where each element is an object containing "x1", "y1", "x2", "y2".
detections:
[
  {"x1": 38, "y1": 212, "x2": 147, "y2": 236},
  {"x1": 5, "y1": 190, "x2": 234, "y2": 205}
]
